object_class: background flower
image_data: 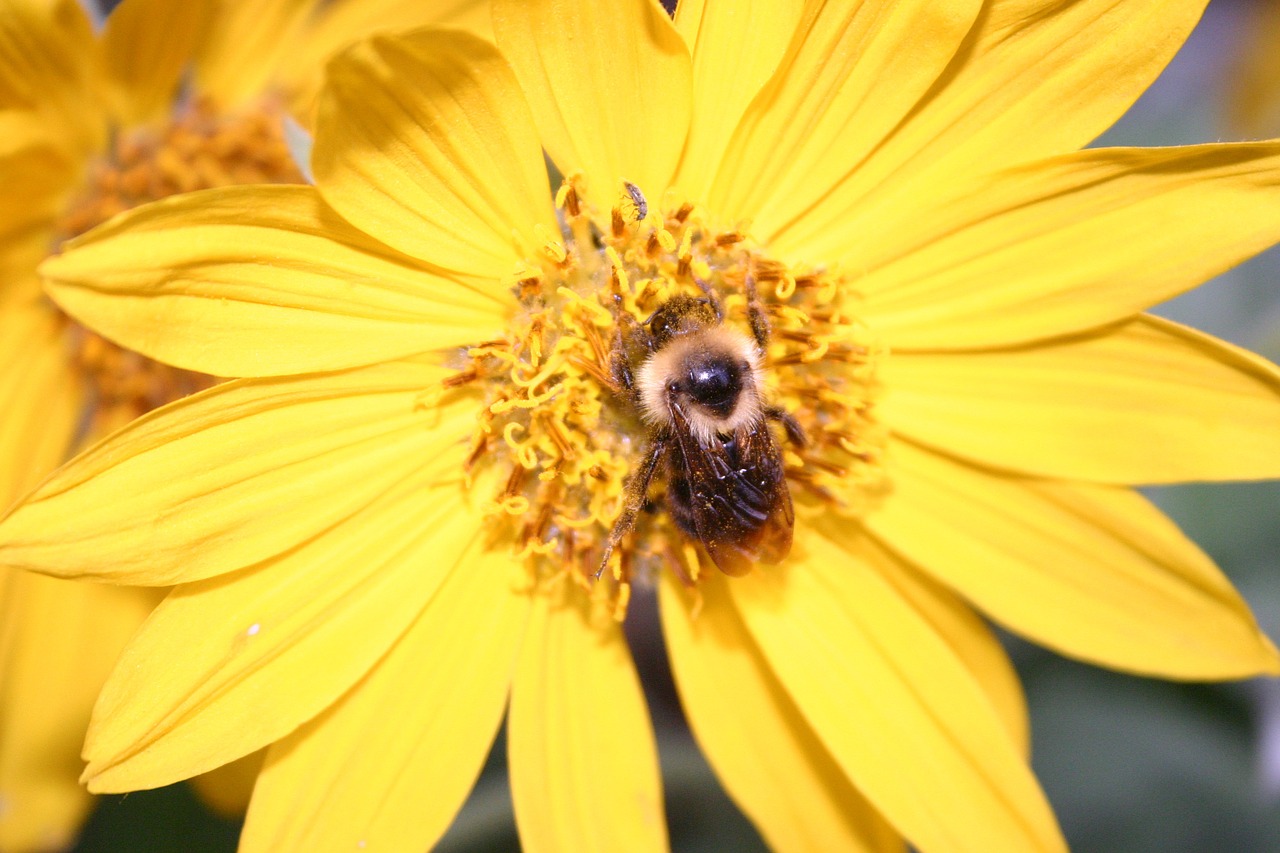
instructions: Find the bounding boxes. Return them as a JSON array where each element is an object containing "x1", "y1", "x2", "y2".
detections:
[
  {"x1": 1226, "y1": 0, "x2": 1280, "y2": 138},
  {"x1": 0, "y1": 0, "x2": 485, "y2": 849}
]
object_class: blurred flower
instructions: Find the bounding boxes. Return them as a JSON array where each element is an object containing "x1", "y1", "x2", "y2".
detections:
[
  {"x1": 0, "y1": 0, "x2": 484, "y2": 849},
  {"x1": 7, "y1": 0, "x2": 1280, "y2": 851},
  {"x1": 1227, "y1": 0, "x2": 1280, "y2": 137}
]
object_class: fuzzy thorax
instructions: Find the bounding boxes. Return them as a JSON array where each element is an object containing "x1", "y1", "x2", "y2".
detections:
[{"x1": 636, "y1": 325, "x2": 766, "y2": 446}]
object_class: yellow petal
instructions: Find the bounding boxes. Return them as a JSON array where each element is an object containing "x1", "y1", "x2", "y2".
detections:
[
  {"x1": 0, "y1": 226, "x2": 51, "y2": 306},
  {"x1": 0, "y1": 303, "x2": 81, "y2": 509},
  {"x1": 0, "y1": 135, "x2": 76, "y2": 239},
  {"x1": 707, "y1": 0, "x2": 981, "y2": 233},
  {"x1": 851, "y1": 143, "x2": 1280, "y2": 350},
  {"x1": 0, "y1": 359, "x2": 467, "y2": 585},
  {"x1": 83, "y1": 438, "x2": 492, "y2": 791},
  {"x1": 192, "y1": 0, "x2": 315, "y2": 109},
  {"x1": 660, "y1": 571, "x2": 903, "y2": 853},
  {"x1": 99, "y1": 0, "x2": 211, "y2": 125},
  {"x1": 0, "y1": 107, "x2": 62, "y2": 159},
  {"x1": 42, "y1": 186, "x2": 509, "y2": 378},
  {"x1": 816, "y1": 523, "x2": 1029, "y2": 756},
  {"x1": 187, "y1": 750, "x2": 265, "y2": 818},
  {"x1": 0, "y1": 570, "x2": 153, "y2": 852},
  {"x1": 729, "y1": 532, "x2": 1065, "y2": 853},
  {"x1": 275, "y1": 0, "x2": 492, "y2": 123},
  {"x1": 881, "y1": 315, "x2": 1280, "y2": 484},
  {"x1": 668, "y1": 0, "x2": 804, "y2": 203},
  {"x1": 0, "y1": 0, "x2": 103, "y2": 153},
  {"x1": 0, "y1": 132, "x2": 64, "y2": 293},
  {"x1": 314, "y1": 28, "x2": 556, "y2": 280},
  {"x1": 509, "y1": 582, "x2": 667, "y2": 853},
  {"x1": 909, "y1": 0, "x2": 1206, "y2": 163},
  {"x1": 865, "y1": 439, "x2": 1280, "y2": 679},
  {"x1": 240, "y1": 545, "x2": 529, "y2": 852},
  {"x1": 492, "y1": 0, "x2": 691, "y2": 208},
  {"x1": 767, "y1": 0, "x2": 1209, "y2": 258}
]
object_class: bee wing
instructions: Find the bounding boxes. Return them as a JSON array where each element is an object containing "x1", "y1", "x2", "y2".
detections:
[{"x1": 668, "y1": 408, "x2": 794, "y2": 576}]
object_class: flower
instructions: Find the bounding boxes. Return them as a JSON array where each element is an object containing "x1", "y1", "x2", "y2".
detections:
[
  {"x1": 7, "y1": 0, "x2": 1280, "y2": 850},
  {"x1": 1227, "y1": 0, "x2": 1280, "y2": 138},
  {"x1": 0, "y1": 0, "x2": 485, "y2": 848}
]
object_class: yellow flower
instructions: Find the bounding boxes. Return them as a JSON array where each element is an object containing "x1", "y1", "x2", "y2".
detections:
[
  {"x1": 1227, "y1": 0, "x2": 1280, "y2": 138},
  {"x1": 6, "y1": 0, "x2": 1280, "y2": 850},
  {"x1": 0, "y1": 0, "x2": 484, "y2": 849}
]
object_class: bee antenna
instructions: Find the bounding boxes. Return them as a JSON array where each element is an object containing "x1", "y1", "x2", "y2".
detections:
[{"x1": 691, "y1": 274, "x2": 725, "y2": 321}]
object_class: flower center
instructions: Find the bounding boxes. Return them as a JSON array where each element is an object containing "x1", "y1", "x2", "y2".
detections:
[
  {"x1": 54, "y1": 97, "x2": 305, "y2": 433},
  {"x1": 440, "y1": 179, "x2": 889, "y2": 617}
]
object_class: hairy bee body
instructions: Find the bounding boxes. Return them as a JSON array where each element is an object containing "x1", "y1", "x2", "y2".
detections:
[{"x1": 601, "y1": 294, "x2": 796, "y2": 577}]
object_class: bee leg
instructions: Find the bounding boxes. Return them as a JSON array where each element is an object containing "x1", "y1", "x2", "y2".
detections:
[
  {"x1": 596, "y1": 437, "x2": 665, "y2": 579},
  {"x1": 765, "y1": 404, "x2": 806, "y2": 448},
  {"x1": 608, "y1": 297, "x2": 654, "y2": 399},
  {"x1": 743, "y1": 261, "x2": 771, "y2": 351},
  {"x1": 609, "y1": 333, "x2": 635, "y2": 394},
  {"x1": 610, "y1": 317, "x2": 653, "y2": 402},
  {"x1": 691, "y1": 273, "x2": 726, "y2": 322}
]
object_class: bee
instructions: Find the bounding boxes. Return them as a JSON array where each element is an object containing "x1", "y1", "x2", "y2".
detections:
[{"x1": 599, "y1": 285, "x2": 802, "y2": 577}]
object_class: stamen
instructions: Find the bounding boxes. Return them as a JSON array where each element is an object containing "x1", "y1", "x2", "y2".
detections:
[
  {"x1": 555, "y1": 181, "x2": 581, "y2": 218},
  {"x1": 439, "y1": 180, "x2": 888, "y2": 617}
]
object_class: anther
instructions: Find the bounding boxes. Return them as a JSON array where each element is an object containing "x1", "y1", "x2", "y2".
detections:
[
  {"x1": 555, "y1": 177, "x2": 584, "y2": 218},
  {"x1": 517, "y1": 274, "x2": 544, "y2": 301},
  {"x1": 535, "y1": 224, "x2": 568, "y2": 264}
]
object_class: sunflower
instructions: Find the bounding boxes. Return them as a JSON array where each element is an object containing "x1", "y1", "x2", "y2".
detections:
[
  {"x1": 6, "y1": 0, "x2": 1280, "y2": 850},
  {"x1": 0, "y1": 0, "x2": 484, "y2": 848}
]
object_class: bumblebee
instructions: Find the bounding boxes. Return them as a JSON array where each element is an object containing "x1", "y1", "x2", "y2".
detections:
[{"x1": 600, "y1": 288, "x2": 801, "y2": 577}]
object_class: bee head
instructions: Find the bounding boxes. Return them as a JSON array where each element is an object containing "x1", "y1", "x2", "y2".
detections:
[
  {"x1": 647, "y1": 295, "x2": 718, "y2": 347},
  {"x1": 636, "y1": 321, "x2": 764, "y2": 446}
]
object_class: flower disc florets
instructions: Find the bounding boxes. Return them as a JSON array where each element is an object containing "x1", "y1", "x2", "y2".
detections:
[{"x1": 439, "y1": 178, "x2": 890, "y2": 617}]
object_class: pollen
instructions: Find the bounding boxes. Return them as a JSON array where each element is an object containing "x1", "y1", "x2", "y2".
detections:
[
  {"x1": 437, "y1": 177, "x2": 889, "y2": 618},
  {"x1": 54, "y1": 97, "x2": 305, "y2": 431}
]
